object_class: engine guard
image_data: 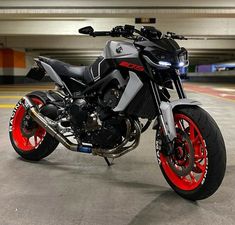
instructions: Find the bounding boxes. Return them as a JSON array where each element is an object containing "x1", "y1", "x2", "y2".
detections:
[{"x1": 153, "y1": 99, "x2": 201, "y2": 141}]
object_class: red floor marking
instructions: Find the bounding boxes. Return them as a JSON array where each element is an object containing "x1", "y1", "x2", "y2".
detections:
[{"x1": 183, "y1": 83, "x2": 235, "y2": 101}]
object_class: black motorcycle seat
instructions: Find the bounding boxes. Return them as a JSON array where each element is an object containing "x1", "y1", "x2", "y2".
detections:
[{"x1": 39, "y1": 56, "x2": 93, "y2": 84}]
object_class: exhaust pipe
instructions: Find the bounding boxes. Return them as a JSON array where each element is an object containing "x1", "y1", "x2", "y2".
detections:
[
  {"x1": 92, "y1": 120, "x2": 141, "y2": 158},
  {"x1": 22, "y1": 96, "x2": 92, "y2": 152}
]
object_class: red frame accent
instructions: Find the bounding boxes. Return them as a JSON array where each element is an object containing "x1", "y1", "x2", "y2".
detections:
[
  {"x1": 160, "y1": 113, "x2": 208, "y2": 191},
  {"x1": 11, "y1": 98, "x2": 46, "y2": 152},
  {"x1": 119, "y1": 61, "x2": 144, "y2": 72}
]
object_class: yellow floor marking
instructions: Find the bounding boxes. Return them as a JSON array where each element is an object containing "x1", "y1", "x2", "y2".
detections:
[
  {"x1": 0, "y1": 91, "x2": 31, "y2": 94},
  {"x1": 0, "y1": 96, "x2": 22, "y2": 99},
  {"x1": 0, "y1": 85, "x2": 53, "y2": 87},
  {"x1": 0, "y1": 88, "x2": 50, "y2": 91},
  {"x1": 0, "y1": 104, "x2": 15, "y2": 108}
]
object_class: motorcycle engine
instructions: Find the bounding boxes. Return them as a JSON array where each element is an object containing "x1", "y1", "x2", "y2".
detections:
[
  {"x1": 102, "y1": 88, "x2": 122, "y2": 108},
  {"x1": 69, "y1": 95, "x2": 125, "y2": 149}
]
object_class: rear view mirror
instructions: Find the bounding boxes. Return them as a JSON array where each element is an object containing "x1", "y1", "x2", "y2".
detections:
[{"x1": 79, "y1": 26, "x2": 94, "y2": 35}]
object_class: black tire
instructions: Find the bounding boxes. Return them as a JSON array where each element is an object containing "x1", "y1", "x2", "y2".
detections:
[
  {"x1": 9, "y1": 92, "x2": 59, "y2": 161},
  {"x1": 157, "y1": 106, "x2": 226, "y2": 200}
]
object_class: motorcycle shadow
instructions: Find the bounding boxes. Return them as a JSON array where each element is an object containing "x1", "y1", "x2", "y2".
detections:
[
  {"x1": 15, "y1": 157, "x2": 233, "y2": 224},
  {"x1": 128, "y1": 165, "x2": 234, "y2": 225},
  {"x1": 127, "y1": 191, "x2": 199, "y2": 225},
  {"x1": 17, "y1": 155, "x2": 167, "y2": 192}
]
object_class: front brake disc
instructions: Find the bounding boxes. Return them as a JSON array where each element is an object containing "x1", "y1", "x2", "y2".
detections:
[{"x1": 166, "y1": 128, "x2": 194, "y2": 177}]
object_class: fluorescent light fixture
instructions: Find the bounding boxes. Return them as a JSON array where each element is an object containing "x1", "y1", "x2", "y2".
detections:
[{"x1": 159, "y1": 61, "x2": 171, "y2": 67}]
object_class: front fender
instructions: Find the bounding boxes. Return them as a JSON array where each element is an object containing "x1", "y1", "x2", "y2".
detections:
[
  {"x1": 170, "y1": 99, "x2": 201, "y2": 110},
  {"x1": 153, "y1": 99, "x2": 201, "y2": 141}
]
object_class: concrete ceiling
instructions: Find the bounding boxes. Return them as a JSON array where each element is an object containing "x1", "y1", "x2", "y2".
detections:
[{"x1": 0, "y1": 0, "x2": 235, "y2": 66}]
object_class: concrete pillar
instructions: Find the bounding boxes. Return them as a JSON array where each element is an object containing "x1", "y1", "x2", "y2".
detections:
[{"x1": 0, "y1": 48, "x2": 27, "y2": 84}]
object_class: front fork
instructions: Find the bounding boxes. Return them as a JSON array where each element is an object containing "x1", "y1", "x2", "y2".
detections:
[
  {"x1": 172, "y1": 70, "x2": 187, "y2": 99},
  {"x1": 150, "y1": 70, "x2": 186, "y2": 155}
]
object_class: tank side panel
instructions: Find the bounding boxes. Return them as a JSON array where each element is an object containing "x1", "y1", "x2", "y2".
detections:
[{"x1": 102, "y1": 41, "x2": 139, "y2": 59}]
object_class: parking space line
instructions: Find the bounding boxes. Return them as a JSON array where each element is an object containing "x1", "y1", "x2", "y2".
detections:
[
  {"x1": 0, "y1": 104, "x2": 15, "y2": 108},
  {"x1": 0, "y1": 89, "x2": 49, "y2": 91},
  {"x1": 0, "y1": 96, "x2": 22, "y2": 99}
]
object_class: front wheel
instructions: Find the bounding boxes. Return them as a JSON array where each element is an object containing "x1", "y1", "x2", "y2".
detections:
[{"x1": 156, "y1": 106, "x2": 226, "y2": 200}]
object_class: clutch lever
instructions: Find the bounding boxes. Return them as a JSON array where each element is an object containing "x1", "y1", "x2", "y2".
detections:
[{"x1": 166, "y1": 32, "x2": 187, "y2": 40}]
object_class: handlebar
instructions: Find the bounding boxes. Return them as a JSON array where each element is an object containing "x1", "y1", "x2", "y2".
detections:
[{"x1": 79, "y1": 25, "x2": 187, "y2": 41}]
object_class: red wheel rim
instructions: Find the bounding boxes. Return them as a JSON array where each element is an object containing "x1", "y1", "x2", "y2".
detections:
[
  {"x1": 160, "y1": 113, "x2": 208, "y2": 191},
  {"x1": 11, "y1": 98, "x2": 46, "y2": 152}
]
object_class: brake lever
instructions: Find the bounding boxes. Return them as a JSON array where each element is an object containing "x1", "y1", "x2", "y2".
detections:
[
  {"x1": 177, "y1": 35, "x2": 188, "y2": 40},
  {"x1": 166, "y1": 32, "x2": 187, "y2": 40},
  {"x1": 111, "y1": 25, "x2": 135, "y2": 38},
  {"x1": 111, "y1": 26, "x2": 124, "y2": 37}
]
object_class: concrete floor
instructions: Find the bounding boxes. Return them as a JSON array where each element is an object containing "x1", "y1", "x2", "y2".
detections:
[{"x1": 0, "y1": 83, "x2": 235, "y2": 225}]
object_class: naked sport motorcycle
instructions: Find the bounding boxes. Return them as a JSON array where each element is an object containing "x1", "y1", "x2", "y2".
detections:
[{"x1": 9, "y1": 25, "x2": 226, "y2": 200}]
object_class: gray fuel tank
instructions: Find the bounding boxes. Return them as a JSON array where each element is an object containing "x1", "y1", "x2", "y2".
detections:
[
  {"x1": 89, "y1": 41, "x2": 139, "y2": 82},
  {"x1": 102, "y1": 41, "x2": 139, "y2": 59}
]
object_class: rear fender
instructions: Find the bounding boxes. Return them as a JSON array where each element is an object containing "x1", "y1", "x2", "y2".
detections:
[
  {"x1": 26, "y1": 90, "x2": 65, "y2": 105},
  {"x1": 25, "y1": 91, "x2": 63, "y2": 120},
  {"x1": 40, "y1": 61, "x2": 64, "y2": 87},
  {"x1": 25, "y1": 91, "x2": 48, "y2": 104},
  {"x1": 26, "y1": 59, "x2": 46, "y2": 81}
]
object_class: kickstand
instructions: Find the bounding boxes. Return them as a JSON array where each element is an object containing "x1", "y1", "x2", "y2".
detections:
[{"x1": 104, "y1": 157, "x2": 113, "y2": 166}]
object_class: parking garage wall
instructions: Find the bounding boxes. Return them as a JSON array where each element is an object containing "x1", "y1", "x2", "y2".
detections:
[{"x1": 188, "y1": 71, "x2": 235, "y2": 83}]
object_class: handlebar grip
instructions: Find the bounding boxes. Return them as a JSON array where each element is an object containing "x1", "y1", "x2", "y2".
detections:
[{"x1": 92, "y1": 31, "x2": 111, "y2": 37}]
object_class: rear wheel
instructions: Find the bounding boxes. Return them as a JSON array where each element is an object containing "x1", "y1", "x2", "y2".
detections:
[
  {"x1": 9, "y1": 93, "x2": 59, "y2": 161},
  {"x1": 156, "y1": 106, "x2": 226, "y2": 200}
]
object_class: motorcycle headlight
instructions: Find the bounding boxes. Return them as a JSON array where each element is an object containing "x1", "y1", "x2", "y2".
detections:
[
  {"x1": 178, "y1": 49, "x2": 189, "y2": 68},
  {"x1": 158, "y1": 61, "x2": 172, "y2": 67}
]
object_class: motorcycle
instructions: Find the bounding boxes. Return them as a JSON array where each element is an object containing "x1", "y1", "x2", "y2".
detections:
[{"x1": 9, "y1": 25, "x2": 226, "y2": 200}]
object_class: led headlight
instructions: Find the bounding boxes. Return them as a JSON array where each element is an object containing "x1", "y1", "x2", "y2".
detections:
[
  {"x1": 178, "y1": 49, "x2": 189, "y2": 68},
  {"x1": 178, "y1": 61, "x2": 185, "y2": 67},
  {"x1": 159, "y1": 61, "x2": 172, "y2": 67}
]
